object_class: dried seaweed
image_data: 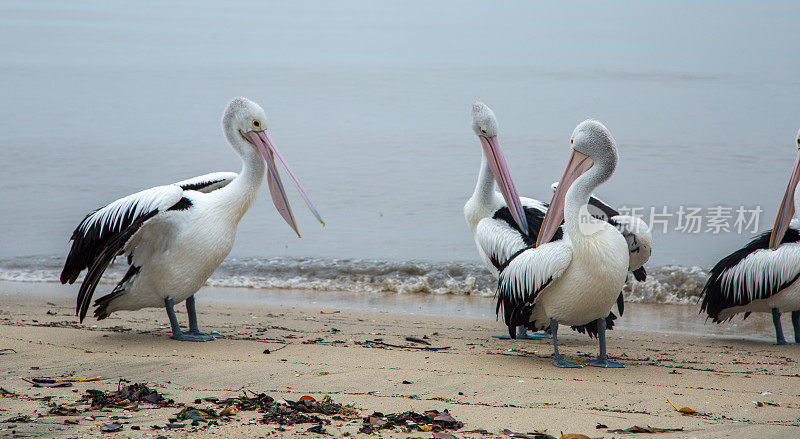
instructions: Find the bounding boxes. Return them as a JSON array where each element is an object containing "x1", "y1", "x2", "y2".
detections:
[
  {"x1": 83, "y1": 382, "x2": 173, "y2": 409},
  {"x1": 360, "y1": 409, "x2": 463, "y2": 433}
]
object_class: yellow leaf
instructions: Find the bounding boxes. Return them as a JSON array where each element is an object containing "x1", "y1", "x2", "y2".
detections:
[
  {"x1": 56, "y1": 377, "x2": 103, "y2": 382},
  {"x1": 418, "y1": 424, "x2": 433, "y2": 431},
  {"x1": 560, "y1": 434, "x2": 591, "y2": 439},
  {"x1": 667, "y1": 399, "x2": 698, "y2": 414},
  {"x1": 316, "y1": 372, "x2": 330, "y2": 376}
]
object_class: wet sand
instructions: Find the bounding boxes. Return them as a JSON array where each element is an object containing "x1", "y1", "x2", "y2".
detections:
[{"x1": 1, "y1": 282, "x2": 799, "y2": 438}]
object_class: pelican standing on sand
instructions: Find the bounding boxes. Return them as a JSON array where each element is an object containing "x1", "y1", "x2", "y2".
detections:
[
  {"x1": 496, "y1": 120, "x2": 629, "y2": 368},
  {"x1": 464, "y1": 103, "x2": 650, "y2": 340},
  {"x1": 701, "y1": 129, "x2": 800, "y2": 344},
  {"x1": 60, "y1": 97, "x2": 324, "y2": 341}
]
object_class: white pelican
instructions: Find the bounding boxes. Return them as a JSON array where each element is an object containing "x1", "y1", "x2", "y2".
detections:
[
  {"x1": 60, "y1": 97, "x2": 323, "y2": 341},
  {"x1": 464, "y1": 103, "x2": 650, "y2": 340},
  {"x1": 700, "y1": 129, "x2": 800, "y2": 344},
  {"x1": 494, "y1": 119, "x2": 630, "y2": 368}
]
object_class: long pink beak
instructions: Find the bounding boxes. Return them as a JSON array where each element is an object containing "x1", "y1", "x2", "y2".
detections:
[
  {"x1": 768, "y1": 149, "x2": 800, "y2": 249},
  {"x1": 480, "y1": 135, "x2": 529, "y2": 236},
  {"x1": 536, "y1": 149, "x2": 594, "y2": 247},
  {"x1": 246, "y1": 130, "x2": 325, "y2": 238}
]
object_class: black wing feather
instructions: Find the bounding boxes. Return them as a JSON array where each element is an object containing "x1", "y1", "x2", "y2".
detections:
[
  {"x1": 75, "y1": 210, "x2": 158, "y2": 322},
  {"x1": 700, "y1": 227, "x2": 800, "y2": 322},
  {"x1": 179, "y1": 178, "x2": 228, "y2": 192}
]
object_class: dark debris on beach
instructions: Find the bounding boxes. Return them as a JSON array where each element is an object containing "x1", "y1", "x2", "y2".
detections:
[
  {"x1": 359, "y1": 409, "x2": 463, "y2": 434},
  {"x1": 83, "y1": 381, "x2": 174, "y2": 409}
]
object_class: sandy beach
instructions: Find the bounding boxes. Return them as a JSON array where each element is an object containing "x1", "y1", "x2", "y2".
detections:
[{"x1": 1, "y1": 283, "x2": 799, "y2": 439}]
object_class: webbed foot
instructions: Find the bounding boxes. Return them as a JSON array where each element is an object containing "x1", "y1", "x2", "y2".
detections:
[
  {"x1": 585, "y1": 357, "x2": 624, "y2": 368},
  {"x1": 492, "y1": 331, "x2": 551, "y2": 340},
  {"x1": 171, "y1": 331, "x2": 217, "y2": 342},
  {"x1": 553, "y1": 355, "x2": 583, "y2": 368}
]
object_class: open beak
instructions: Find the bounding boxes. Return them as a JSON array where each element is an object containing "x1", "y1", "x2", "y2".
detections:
[
  {"x1": 536, "y1": 149, "x2": 594, "y2": 247},
  {"x1": 768, "y1": 149, "x2": 800, "y2": 249},
  {"x1": 479, "y1": 135, "x2": 529, "y2": 236},
  {"x1": 246, "y1": 130, "x2": 325, "y2": 238}
]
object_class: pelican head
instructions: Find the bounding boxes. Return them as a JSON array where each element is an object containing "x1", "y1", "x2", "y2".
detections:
[
  {"x1": 223, "y1": 97, "x2": 324, "y2": 238},
  {"x1": 537, "y1": 120, "x2": 618, "y2": 246},
  {"x1": 470, "y1": 102, "x2": 528, "y2": 235},
  {"x1": 768, "y1": 128, "x2": 800, "y2": 249}
]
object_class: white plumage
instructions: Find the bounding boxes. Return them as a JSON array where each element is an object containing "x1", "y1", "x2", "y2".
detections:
[
  {"x1": 61, "y1": 97, "x2": 322, "y2": 341},
  {"x1": 496, "y1": 119, "x2": 631, "y2": 367}
]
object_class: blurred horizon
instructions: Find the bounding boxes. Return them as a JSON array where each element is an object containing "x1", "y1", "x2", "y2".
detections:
[{"x1": 1, "y1": 0, "x2": 799, "y2": 268}]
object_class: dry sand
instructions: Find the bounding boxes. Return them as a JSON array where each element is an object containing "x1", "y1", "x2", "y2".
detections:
[{"x1": 1, "y1": 283, "x2": 799, "y2": 439}]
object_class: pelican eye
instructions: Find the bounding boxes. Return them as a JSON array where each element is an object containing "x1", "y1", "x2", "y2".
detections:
[
  {"x1": 252, "y1": 120, "x2": 261, "y2": 129},
  {"x1": 570, "y1": 137, "x2": 574, "y2": 144},
  {"x1": 480, "y1": 128, "x2": 487, "y2": 135},
  {"x1": 797, "y1": 138, "x2": 800, "y2": 146}
]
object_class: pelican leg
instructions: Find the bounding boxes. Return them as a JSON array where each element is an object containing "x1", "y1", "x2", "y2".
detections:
[
  {"x1": 772, "y1": 308, "x2": 789, "y2": 345},
  {"x1": 165, "y1": 298, "x2": 215, "y2": 342},
  {"x1": 185, "y1": 296, "x2": 222, "y2": 339},
  {"x1": 492, "y1": 325, "x2": 552, "y2": 340},
  {"x1": 551, "y1": 319, "x2": 582, "y2": 368},
  {"x1": 584, "y1": 317, "x2": 624, "y2": 367},
  {"x1": 793, "y1": 311, "x2": 800, "y2": 344}
]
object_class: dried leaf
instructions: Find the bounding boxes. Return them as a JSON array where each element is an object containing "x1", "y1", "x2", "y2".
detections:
[
  {"x1": 320, "y1": 311, "x2": 340, "y2": 314},
  {"x1": 667, "y1": 399, "x2": 698, "y2": 414},
  {"x1": 419, "y1": 424, "x2": 434, "y2": 431},
  {"x1": 433, "y1": 433, "x2": 457, "y2": 439},
  {"x1": 406, "y1": 336, "x2": 431, "y2": 346},
  {"x1": 755, "y1": 401, "x2": 780, "y2": 407},
  {"x1": 56, "y1": 377, "x2": 103, "y2": 382},
  {"x1": 100, "y1": 422, "x2": 122, "y2": 432},
  {"x1": 434, "y1": 412, "x2": 457, "y2": 423},
  {"x1": 219, "y1": 405, "x2": 239, "y2": 416},
  {"x1": 560, "y1": 434, "x2": 591, "y2": 439},
  {"x1": 368, "y1": 416, "x2": 388, "y2": 427},
  {"x1": 501, "y1": 429, "x2": 557, "y2": 439},
  {"x1": 33, "y1": 382, "x2": 73, "y2": 388},
  {"x1": 607, "y1": 425, "x2": 684, "y2": 433},
  {"x1": 299, "y1": 395, "x2": 317, "y2": 402},
  {"x1": 316, "y1": 372, "x2": 330, "y2": 376}
]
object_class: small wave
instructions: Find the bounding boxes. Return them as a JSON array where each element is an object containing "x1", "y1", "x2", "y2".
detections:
[{"x1": 0, "y1": 255, "x2": 711, "y2": 305}]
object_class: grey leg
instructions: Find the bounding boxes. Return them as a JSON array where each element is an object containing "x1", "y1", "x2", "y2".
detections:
[
  {"x1": 585, "y1": 318, "x2": 624, "y2": 368},
  {"x1": 793, "y1": 311, "x2": 800, "y2": 344},
  {"x1": 551, "y1": 318, "x2": 582, "y2": 368},
  {"x1": 165, "y1": 298, "x2": 216, "y2": 342},
  {"x1": 493, "y1": 325, "x2": 552, "y2": 340},
  {"x1": 185, "y1": 296, "x2": 222, "y2": 338},
  {"x1": 773, "y1": 308, "x2": 789, "y2": 345}
]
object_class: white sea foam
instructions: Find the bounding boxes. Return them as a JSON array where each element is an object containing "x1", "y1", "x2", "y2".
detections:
[{"x1": 0, "y1": 255, "x2": 711, "y2": 305}]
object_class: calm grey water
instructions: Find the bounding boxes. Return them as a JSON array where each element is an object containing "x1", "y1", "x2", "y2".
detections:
[{"x1": 2, "y1": 0, "x2": 800, "y2": 270}]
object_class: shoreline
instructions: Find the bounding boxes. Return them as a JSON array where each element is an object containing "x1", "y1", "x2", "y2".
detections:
[
  {"x1": 0, "y1": 280, "x2": 780, "y2": 342},
  {"x1": 2, "y1": 283, "x2": 799, "y2": 438}
]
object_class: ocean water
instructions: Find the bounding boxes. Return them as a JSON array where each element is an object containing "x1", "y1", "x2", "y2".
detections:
[{"x1": 1, "y1": 1, "x2": 800, "y2": 310}]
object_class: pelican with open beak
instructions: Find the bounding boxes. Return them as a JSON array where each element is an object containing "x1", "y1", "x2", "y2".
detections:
[{"x1": 60, "y1": 96, "x2": 324, "y2": 341}]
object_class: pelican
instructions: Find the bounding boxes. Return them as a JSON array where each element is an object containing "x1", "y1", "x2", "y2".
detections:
[
  {"x1": 464, "y1": 103, "x2": 650, "y2": 340},
  {"x1": 495, "y1": 119, "x2": 629, "y2": 368},
  {"x1": 700, "y1": 129, "x2": 800, "y2": 345},
  {"x1": 60, "y1": 97, "x2": 324, "y2": 341}
]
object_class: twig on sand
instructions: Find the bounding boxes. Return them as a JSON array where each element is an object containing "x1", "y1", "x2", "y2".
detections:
[
  {"x1": 0, "y1": 348, "x2": 16, "y2": 355},
  {"x1": 361, "y1": 339, "x2": 450, "y2": 351}
]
